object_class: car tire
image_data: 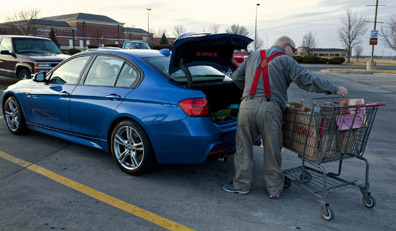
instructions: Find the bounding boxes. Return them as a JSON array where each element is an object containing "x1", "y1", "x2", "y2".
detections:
[
  {"x1": 110, "y1": 120, "x2": 155, "y2": 175},
  {"x1": 3, "y1": 96, "x2": 27, "y2": 135},
  {"x1": 17, "y1": 68, "x2": 31, "y2": 80}
]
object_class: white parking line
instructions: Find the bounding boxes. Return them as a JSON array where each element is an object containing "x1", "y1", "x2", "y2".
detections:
[{"x1": 0, "y1": 116, "x2": 3, "y2": 119}]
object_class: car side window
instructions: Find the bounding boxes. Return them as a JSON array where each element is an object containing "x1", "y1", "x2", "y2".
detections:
[
  {"x1": 49, "y1": 56, "x2": 90, "y2": 84},
  {"x1": 0, "y1": 38, "x2": 13, "y2": 52},
  {"x1": 84, "y1": 56, "x2": 124, "y2": 86},
  {"x1": 115, "y1": 63, "x2": 139, "y2": 87}
]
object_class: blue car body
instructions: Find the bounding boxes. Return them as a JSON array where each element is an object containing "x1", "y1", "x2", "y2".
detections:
[{"x1": 2, "y1": 33, "x2": 252, "y2": 165}]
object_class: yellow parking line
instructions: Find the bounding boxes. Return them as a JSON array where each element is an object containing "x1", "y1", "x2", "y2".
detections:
[{"x1": 0, "y1": 151, "x2": 194, "y2": 231}]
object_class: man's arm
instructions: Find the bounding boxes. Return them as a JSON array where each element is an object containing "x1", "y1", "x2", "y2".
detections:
[
  {"x1": 231, "y1": 59, "x2": 247, "y2": 90},
  {"x1": 286, "y1": 58, "x2": 346, "y2": 95}
]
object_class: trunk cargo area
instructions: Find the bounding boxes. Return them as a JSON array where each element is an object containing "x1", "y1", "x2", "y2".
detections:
[{"x1": 193, "y1": 82, "x2": 242, "y2": 124}]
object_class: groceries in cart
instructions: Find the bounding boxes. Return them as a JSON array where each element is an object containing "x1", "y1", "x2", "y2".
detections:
[{"x1": 283, "y1": 98, "x2": 372, "y2": 162}]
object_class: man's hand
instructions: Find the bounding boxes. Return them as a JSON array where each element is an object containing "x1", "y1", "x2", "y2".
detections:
[{"x1": 337, "y1": 86, "x2": 348, "y2": 97}]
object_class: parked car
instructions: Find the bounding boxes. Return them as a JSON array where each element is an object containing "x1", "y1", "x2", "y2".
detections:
[
  {"x1": 122, "y1": 41, "x2": 150, "y2": 50},
  {"x1": 233, "y1": 51, "x2": 250, "y2": 67},
  {"x1": 0, "y1": 35, "x2": 69, "y2": 79},
  {"x1": 1, "y1": 33, "x2": 252, "y2": 175}
]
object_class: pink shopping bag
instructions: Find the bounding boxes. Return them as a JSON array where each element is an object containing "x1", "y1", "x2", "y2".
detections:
[{"x1": 336, "y1": 99, "x2": 365, "y2": 130}]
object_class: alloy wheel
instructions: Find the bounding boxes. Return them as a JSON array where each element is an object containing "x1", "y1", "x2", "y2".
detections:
[
  {"x1": 113, "y1": 125, "x2": 145, "y2": 171},
  {"x1": 4, "y1": 98, "x2": 21, "y2": 132}
]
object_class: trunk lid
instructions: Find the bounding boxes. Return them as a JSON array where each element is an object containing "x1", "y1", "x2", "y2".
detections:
[{"x1": 169, "y1": 33, "x2": 252, "y2": 76}]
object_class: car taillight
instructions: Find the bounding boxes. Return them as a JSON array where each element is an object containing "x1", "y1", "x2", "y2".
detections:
[{"x1": 178, "y1": 98, "x2": 209, "y2": 117}]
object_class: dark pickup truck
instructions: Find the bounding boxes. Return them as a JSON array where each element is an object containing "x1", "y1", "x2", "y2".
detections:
[{"x1": 0, "y1": 35, "x2": 69, "y2": 79}]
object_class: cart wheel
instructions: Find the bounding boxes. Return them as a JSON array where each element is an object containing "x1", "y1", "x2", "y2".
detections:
[
  {"x1": 363, "y1": 195, "x2": 376, "y2": 208},
  {"x1": 321, "y1": 205, "x2": 334, "y2": 221},
  {"x1": 283, "y1": 177, "x2": 291, "y2": 189},
  {"x1": 300, "y1": 172, "x2": 312, "y2": 183}
]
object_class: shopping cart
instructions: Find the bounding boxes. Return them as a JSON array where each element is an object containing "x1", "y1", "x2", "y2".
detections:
[{"x1": 282, "y1": 96, "x2": 385, "y2": 221}]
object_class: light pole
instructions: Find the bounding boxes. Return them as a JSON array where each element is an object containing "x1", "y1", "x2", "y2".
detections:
[
  {"x1": 367, "y1": 0, "x2": 379, "y2": 70},
  {"x1": 117, "y1": 24, "x2": 120, "y2": 45},
  {"x1": 255, "y1": 3, "x2": 260, "y2": 51},
  {"x1": 146, "y1": 8, "x2": 151, "y2": 44}
]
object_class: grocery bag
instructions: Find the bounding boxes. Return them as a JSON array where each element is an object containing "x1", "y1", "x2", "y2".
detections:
[{"x1": 336, "y1": 99, "x2": 365, "y2": 130}]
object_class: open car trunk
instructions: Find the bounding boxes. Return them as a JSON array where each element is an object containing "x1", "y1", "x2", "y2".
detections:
[
  {"x1": 192, "y1": 81, "x2": 242, "y2": 124},
  {"x1": 167, "y1": 33, "x2": 252, "y2": 124}
]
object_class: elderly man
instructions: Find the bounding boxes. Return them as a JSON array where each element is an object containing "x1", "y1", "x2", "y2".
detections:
[{"x1": 222, "y1": 36, "x2": 348, "y2": 198}]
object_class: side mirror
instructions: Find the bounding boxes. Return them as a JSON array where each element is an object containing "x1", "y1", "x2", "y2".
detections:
[
  {"x1": 1, "y1": 50, "x2": 12, "y2": 55},
  {"x1": 33, "y1": 72, "x2": 46, "y2": 82}
]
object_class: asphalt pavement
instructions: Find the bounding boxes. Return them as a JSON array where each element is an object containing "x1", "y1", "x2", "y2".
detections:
[{"x1": 1, "y1": 65, "x2": 395, "y2": 231}]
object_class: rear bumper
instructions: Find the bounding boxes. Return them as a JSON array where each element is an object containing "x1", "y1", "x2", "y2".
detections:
[{"x1": 147, "y1": 117, "x2": 237, "y2": 164}]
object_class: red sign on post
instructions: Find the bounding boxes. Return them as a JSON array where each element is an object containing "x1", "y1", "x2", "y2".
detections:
[{"x1": 369, "y1": 38, "x2": 378, "y2": 45}]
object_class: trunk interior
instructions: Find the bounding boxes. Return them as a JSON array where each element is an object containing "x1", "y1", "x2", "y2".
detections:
[{"x1": 192, "y1": 81, "x2": 242, "y2": 124}]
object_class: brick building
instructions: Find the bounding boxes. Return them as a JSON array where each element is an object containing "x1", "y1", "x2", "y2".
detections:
[{"x1": 0, "y1": 12, "x2": 154, "y2": 49}]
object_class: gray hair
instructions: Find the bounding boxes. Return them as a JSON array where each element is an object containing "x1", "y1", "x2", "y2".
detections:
[{"x1": 273, "y1": 36, "x2": 295, "y2": 47}]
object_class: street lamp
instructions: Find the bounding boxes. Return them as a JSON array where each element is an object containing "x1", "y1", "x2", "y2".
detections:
[
  {"x1": 367, "y1": 0, "x2": 379, "y2": 70},
  {"x1": 255, "y1": 3, "x2": 260, "y2": 51},
  {"x1": 117, "y1": 25, "x2": 120, "y2": 45},
  {"x1": 147, "y1": 8, "x2": 151, "y2": 44}
]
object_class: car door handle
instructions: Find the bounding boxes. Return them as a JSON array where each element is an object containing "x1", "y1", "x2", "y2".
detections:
[
  {"x1": 59, "y1": 91, "x2": 70, "y2": 97},
  {"x1": 106, "y1": 94, "x2": 121, "y2": 100}
]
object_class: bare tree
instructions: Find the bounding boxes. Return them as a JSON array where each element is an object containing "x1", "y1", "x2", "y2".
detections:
[
  {"x1": 5, "y1": 9, "x2": 41, "y2": 35},
  {"x1": 201, "y1": 25, "x2": 208, "y2": 33},
  {"x1": 173, "y1": 25, "x2": 187, "y2": 38},
  {"x1": 354, "y1": 45, "x2": 363, "y2": 61},
  {"x1": 209, "y1": 24, "x2": 221, "y2": 34},
  {"x1": 226, "y1": 24, "x2": 249, "y2": 36},
  {"x1": 253, "y1": 37, "x2": 264, "y2": 51},
  {"x1": 338, "y1": 9, "x2": 367, "y2": 63},
  {"x1": 380, "y1": 14, "x2": 396, "y2": 52},
  {"x1": 302, "y1": 31, "x2": 316, "y2": 56},
  {"x1": 155, "y1": 28, "x2": 167, "y2": 38}
]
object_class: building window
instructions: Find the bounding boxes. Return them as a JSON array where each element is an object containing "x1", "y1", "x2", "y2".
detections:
[
  {"x1": 79, "y1": 40, "x2": 83, "y2": 48},
  {"x1": 69, "y1": 40, "x2": 73, "y2": 48},
  {"x1": 87, "y1": 40, "x2": 90, "y2": 45}
]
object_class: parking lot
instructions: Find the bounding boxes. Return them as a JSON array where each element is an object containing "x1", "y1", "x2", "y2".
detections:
[{"x1": 1, "y1": 65, "x2": 396, "y2": 231}]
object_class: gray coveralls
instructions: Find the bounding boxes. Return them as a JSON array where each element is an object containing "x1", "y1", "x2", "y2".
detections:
[{"x1": 231, "y1": 46, "x2": 339, "y2": 196}]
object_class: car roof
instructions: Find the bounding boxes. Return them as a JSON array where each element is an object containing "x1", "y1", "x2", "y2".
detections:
[
  {"x1": 124, "y1": 41, "x2": 148, "y2": 43},
  {"x1": 0, "y1": 35, "x2": 52, "y2": 40},
  {"x1": 83, "y1": 49, "x2": 166, "y2": 58}
]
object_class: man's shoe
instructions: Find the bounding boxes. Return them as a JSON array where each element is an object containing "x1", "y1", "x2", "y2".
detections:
[
  {"x1": 222, "y1": 183, "x2": 249, "y2": 195},
  {"x1": 269, "y1": 194, "x2": 280, "y2": 199}
]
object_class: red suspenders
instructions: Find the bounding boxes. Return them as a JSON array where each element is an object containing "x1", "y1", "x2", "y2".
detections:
[{"x1": 249, "y1": 50, "x2": 284, "y2": 99}]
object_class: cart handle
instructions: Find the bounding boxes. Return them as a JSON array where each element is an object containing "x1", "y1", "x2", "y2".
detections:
[{"x1": 355, "y1": 102, "x2": 386, "y2": 107}]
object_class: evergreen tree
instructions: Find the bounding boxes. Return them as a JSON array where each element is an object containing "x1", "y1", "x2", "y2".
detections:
[
  {"x1": 160, "y1": 33, "x2": 168, "y2": 44},
  {"x1": 49, "y1": 28, "x2": 60, "y2": 47}
]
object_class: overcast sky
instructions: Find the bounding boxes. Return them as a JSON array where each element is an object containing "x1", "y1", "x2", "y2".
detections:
[{"x1": 2, "y1": 0, "x2": 396, "y2": 56}]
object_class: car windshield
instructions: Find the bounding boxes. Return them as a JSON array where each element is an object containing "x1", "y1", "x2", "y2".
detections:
[
  {"x1": 14, "y1": 38, "x2": 62, "y2": 54},
  {"x1": 133, "y1": 42, "x2": 150, "y2": 49},
  {"x1": 144, "y1": 56, "x2": 226, "y2": 82}
]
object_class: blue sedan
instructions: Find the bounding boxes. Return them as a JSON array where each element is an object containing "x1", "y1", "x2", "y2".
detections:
[{"x1": 1, "y1": 33, "x2": 252, "y2": 175}]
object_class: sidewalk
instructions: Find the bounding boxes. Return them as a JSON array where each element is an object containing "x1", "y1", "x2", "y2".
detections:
[{"x1": 322, "y1": 68, "x2": 396, "y2": 75}]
